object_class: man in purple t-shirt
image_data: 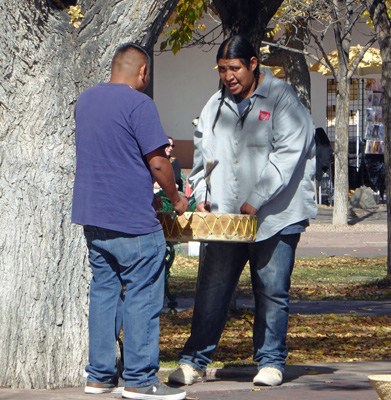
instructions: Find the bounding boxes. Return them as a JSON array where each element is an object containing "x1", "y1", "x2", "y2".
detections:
[{"x1": 72, "y1": 43, "x2": 187, "y2": 400}]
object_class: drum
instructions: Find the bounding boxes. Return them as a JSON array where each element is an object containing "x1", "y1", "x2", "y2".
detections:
[{"x1": 157, "y1": 212, "x2": 257, "y2": 243}]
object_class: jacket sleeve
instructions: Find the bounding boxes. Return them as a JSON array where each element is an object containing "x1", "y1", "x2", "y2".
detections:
[{"x1": 246, "y1": 86, "x2": 316, "y2": 210}]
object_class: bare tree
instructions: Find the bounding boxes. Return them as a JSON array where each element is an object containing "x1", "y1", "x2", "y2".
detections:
[
  {"x1": 364, "y1": 0, "x2": 391, "y2": 280},
  {"x1": 0, "y1": 0, "x2": 179, "y2": 389},
  {"x1": 324, "y1": 0, "x2": 376, "y2": 225}
]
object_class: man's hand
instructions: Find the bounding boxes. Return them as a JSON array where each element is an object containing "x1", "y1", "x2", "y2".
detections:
[
  {"x1": 172, "y1": 195, "x2": 189, "y2": 216},
  {"x1": 240, "y1": 202, "x2": 257, "y2": 215},
  {"x1": 195, "y1": 201, "x2": 211, "y2": 212}
]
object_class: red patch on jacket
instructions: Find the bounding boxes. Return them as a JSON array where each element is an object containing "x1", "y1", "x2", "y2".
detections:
[{"x1": 258, "y1": 110, "x2": 270, "y2": 121}]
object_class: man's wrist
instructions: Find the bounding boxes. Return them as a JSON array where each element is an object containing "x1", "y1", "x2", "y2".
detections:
[{"x1": 170, "y1": 193, "x2": 181, "y2": 206}]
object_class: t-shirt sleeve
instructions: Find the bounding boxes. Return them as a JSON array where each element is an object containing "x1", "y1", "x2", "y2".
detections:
[{"x1": 130, "y1": 97, "x2": 169, "y2": 155}]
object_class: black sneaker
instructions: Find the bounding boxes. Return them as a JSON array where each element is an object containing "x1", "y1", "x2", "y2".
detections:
[
  {"x1": 122, "y1": 381, "x2": 186, "y2": 399},
  {"x1": 85, "y1": 380, "x2": 123, "y2": 394}
]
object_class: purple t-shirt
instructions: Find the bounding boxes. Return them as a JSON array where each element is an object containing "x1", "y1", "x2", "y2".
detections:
[{"x1": 71, "y1": 83, "x2": 169, "y2": 235}]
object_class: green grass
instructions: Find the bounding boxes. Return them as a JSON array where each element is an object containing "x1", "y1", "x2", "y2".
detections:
[
  {"x1": 168, "y1": 254, "x2": 391, "y2": 300},
  {"x1": 293, "y1": 257, "x2": 387, "y2": 282}
]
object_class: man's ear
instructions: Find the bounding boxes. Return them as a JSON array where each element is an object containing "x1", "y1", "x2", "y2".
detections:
[
  {"x1": 139, "y1": 64, "x2": 148, "y2": 83},
  {"x1": 250, "y1": 56, "x2": 258, "y2": 72}
]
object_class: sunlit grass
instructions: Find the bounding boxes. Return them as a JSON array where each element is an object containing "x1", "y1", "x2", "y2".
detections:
[
  {"x1": 168, "y1": 255, "x2": 391, "y2": 300},
  {"x1": 160, "y1": 308, "x2": 391, "y2": 368}
]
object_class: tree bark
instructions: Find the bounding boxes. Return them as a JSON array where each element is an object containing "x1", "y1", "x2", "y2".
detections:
[
  {"x1": 364, "y1": 0, "x2": 391, "y2": 279},
  {"x1": 0, "y1": 0, "x2": 179, "y2": 389},
  {"x1": 259, "y1": 21, "x2": 311, "y2": 113},
  {"x1": 283, "y1": 22, "x2": 311, "y2": 113}
]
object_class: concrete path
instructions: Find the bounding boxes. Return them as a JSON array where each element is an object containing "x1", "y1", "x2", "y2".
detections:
[
  {"x1": 1, "y1": 361, "x2": 389, "y2": 400},
  {"x1": 297, "y1": 205, "x2": 388, "y2": 258},
  {"x1": 162, "y1": 297, "x2": 391, "y2": 317}
]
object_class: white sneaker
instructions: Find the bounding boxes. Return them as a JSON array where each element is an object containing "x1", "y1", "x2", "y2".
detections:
[
  {"x1": 168, "y1": 364, "x2": 206, "y2": 385},
  {"x1": 253, "y1": 367, "x2": 283, "y2": 386}
]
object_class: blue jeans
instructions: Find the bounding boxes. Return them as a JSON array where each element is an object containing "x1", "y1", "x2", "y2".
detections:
[
  {"x1": 179, "y1": 233, "x2": 300, "y2": 373},
  {"x1": 83, "y1": 226, "x2": 166, "y2": 388}
]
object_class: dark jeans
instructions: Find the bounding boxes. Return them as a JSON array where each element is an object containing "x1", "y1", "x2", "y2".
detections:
[
  {"x1": 83, "y1": 226, "x2": 166, "y2": 387},
  {"x1": 179, "y1": 233, "x2": 300, "y2": 373}
]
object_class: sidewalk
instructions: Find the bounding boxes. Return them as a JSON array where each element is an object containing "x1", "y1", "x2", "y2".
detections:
[
  {"x1": 162, "y1": 297, "x2": 391, "y2": 317},
  {"x1": 297, "y1": 204, "x2": 388, "y2": 258},
  {"x1": 179, "y1": 360, "x2": 391, "y2": 400},
  {"x1": 1, "y1": 205, "x2": 389, "y2": 400},
  {"x1": 1, "y1": 361, "x2": 389, "y2": 399}
]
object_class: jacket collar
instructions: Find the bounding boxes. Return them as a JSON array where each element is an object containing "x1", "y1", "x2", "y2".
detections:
[{"x1": 253, "y1": 67, "x2": 273, "y2": 99}]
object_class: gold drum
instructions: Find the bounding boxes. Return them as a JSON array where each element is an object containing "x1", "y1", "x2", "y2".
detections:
[{"x1": 157, "y1": 212, "x2": 257, "y2": 243}]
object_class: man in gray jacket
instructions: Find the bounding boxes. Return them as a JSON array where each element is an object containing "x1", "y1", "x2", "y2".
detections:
[{"x1": 169, "y1": 35, "x2": 317, "y2": 387}]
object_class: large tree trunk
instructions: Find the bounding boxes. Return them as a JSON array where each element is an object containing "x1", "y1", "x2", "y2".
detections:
[
  {"x1": 364, "y1": 0, "x2": 391, "y2": 280},
  {"x1": 283, "y1": 22, "x2": 311, "y2": 113},
  {"x1": 211, "y1": 0, "x2": 284, "y2": 53},
  {"x1": 0, "y1": 0, "x2": 179, "y2": 389}
]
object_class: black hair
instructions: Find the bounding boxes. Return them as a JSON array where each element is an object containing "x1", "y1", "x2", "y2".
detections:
[
  {"x1": 212, "y1": 35, "x2": 260, "y2": 132},
  {"x1": 112, "y1": 42, "x2": 151, "y2": 68}
]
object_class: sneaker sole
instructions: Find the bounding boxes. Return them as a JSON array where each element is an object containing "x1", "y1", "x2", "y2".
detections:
[
  {"x1": 85, "y1": 386, "x2": 123, "y2": 394},
  {"x1": 253, "y1": 379, "x2": 282, "y2": 386},
  {"x1": 122, "y1": 390, "x2": 186, "y2": 400}
]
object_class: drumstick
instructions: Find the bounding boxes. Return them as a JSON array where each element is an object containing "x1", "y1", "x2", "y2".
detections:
[{"x1": 171, "y1": 160, "x2": 218, "y2": 220}]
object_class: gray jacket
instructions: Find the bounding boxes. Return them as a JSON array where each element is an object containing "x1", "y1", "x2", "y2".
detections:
[{"x1": 189, "y1": 68, "x2": 317, "y2": 241}]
